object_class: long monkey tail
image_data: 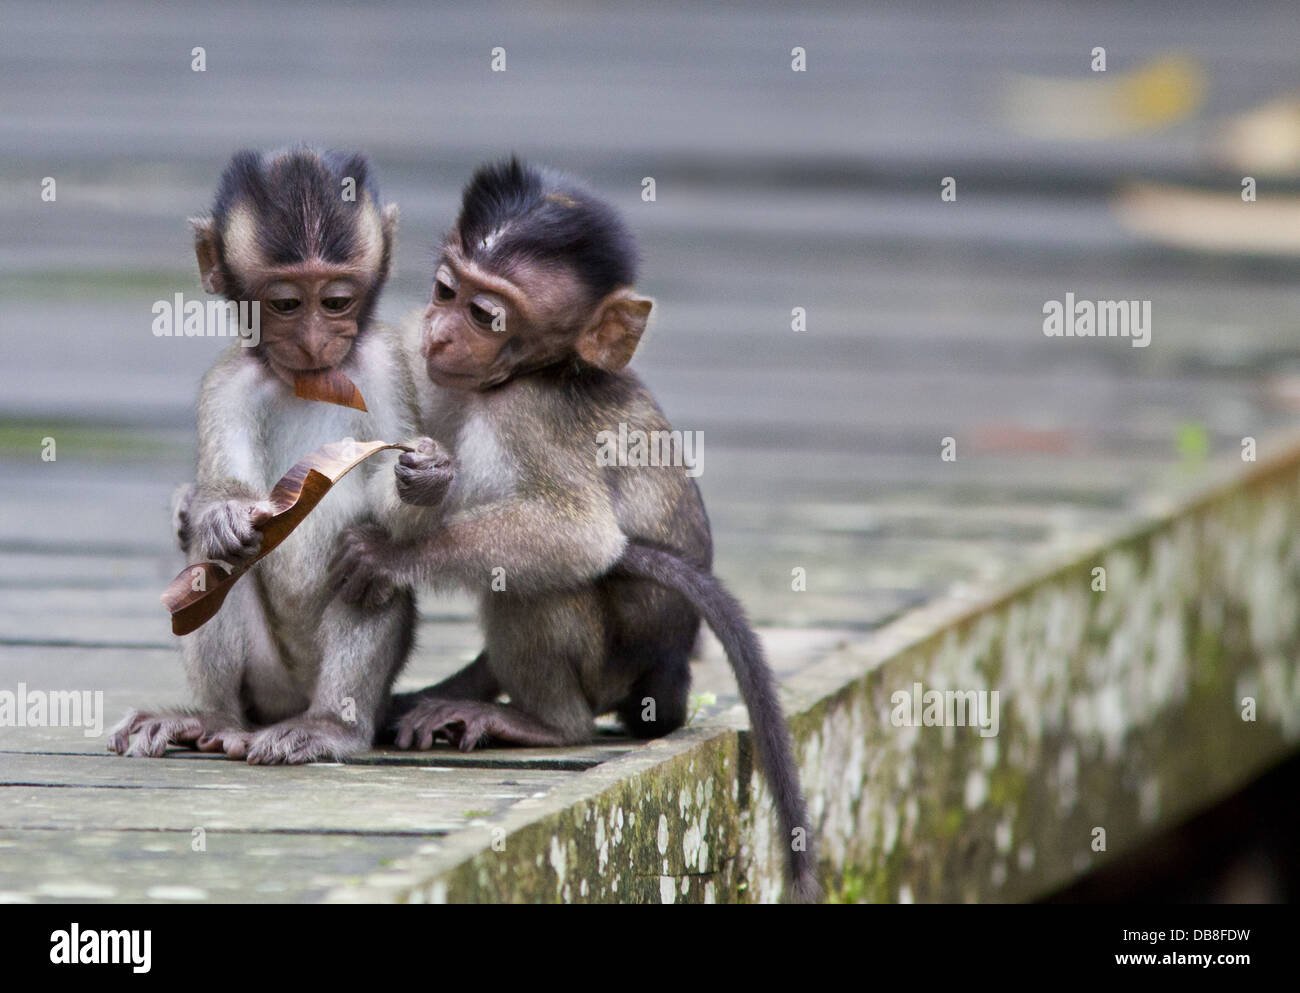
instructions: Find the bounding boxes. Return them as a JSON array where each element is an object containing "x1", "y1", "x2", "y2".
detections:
[{"x1": 614, "y1": 540, "x2": 820, "y2": 903}]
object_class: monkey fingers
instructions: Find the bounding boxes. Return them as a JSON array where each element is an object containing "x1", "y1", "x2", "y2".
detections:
[
  {"x1": 194, "y1": 498, "x2": 275, "y2": 563},
  {"x1": 394, "y1": 438, "x2": 455, "y2": 506},
  {"x1": 195, "y1": 727, "x2": 252, "y2": 759},
  {"x1": 329, "y1": 524, "x2": 401, "y2": 605},
  {"x1": 358, "y1": 575, "x2": 400, "y2": 610}
]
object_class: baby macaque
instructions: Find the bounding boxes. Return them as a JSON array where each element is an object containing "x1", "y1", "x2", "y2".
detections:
[
  {"x1": 110, "y1": 147, "x2": 428, "y2": 764},
  {"x1": 331, "y1": 159, "x2": 817, "y2": 900}
]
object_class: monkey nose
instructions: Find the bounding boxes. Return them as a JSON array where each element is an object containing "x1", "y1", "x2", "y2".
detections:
[{"x1": 299, "y1": 343, "x2": 330, "y2": 367}]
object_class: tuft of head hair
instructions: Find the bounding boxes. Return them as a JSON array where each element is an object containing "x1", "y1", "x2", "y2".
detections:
[
  {"x1": 212, "y1": 146, "x2": 383, "y2": 267},
  {"x1": 456, "y1": 157, "x2": 638, "y2": 302}
]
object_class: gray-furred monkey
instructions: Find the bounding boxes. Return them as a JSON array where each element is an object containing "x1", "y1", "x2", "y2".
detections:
[
  {"x1": 109, "y1": 147, "x2": 436, "y2": 765},
  {"x1": 330, "y1": 159, "x2": 818, "y2": 900}
]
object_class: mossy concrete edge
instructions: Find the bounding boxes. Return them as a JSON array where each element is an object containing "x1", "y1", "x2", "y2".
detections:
[{"x1": 329, "y1": 432, "x2": 1300, "y2": 903}]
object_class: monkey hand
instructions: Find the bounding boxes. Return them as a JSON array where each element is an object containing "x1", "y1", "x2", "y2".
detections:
[
  {"x1": 191, "y1": 497, "x2": 275, "y2": 564},
  {"x1": 395, "y1": 437, "x2": 454, "y2": 506},
  {"x1": 330, "y1": 522, "x2": 408, "y2": 606}
]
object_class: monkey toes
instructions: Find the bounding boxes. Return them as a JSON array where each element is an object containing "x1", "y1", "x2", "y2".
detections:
[
  {"x1": 107, "y1": 709, "x2": 250, "y2": 759},
  {"x1": 244, "y1": 716, "x2": 369, "y2": 765},
  {"x1": 394, "y1": 698, "x2": 495, "y2": 752}
]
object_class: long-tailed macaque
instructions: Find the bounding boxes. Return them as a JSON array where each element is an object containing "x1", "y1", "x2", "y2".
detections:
[
  {"x1": 330, "y1": 159, "x2": 818, "y2": 900},
  {"x1": 109, "y1": 147, "x2": 429, "y2": 764}
]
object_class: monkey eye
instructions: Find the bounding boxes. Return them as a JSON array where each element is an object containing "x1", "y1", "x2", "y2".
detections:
[
  {"x1": 267, "y1": 298, "x2": 301, "y2": 315},
  {"x1": 434, "y1": 279, "x2": 455, "y2": 303},
  {"x1": 321, "y1": 296, "x2": 354, "y2": 314},
  {"x1": 468, "y1": 301, "x2": 498, "y2": 328}
]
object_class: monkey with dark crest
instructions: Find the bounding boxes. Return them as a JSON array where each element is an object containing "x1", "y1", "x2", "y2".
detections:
[
  {"x1": 110, "y1": 147, "x2": 437, "y2": 764},
  {"x1": 330, "y1": 159, "x2": 818, "y2": 900}
]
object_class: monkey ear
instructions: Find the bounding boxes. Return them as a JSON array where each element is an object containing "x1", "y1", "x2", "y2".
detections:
[
  {"x1": 189, "y1": 216, "x2": 225, "y2": 295},
  {"x1": 381, "y1": 202, "x2": 399, "y2": 239},
  {"x1": 576, "y1": 289, "x2": 653, "y2": 372}
]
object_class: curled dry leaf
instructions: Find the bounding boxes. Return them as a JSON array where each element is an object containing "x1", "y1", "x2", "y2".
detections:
[
  {"x1": 293, "y1": 368, "x2": 368, "y2": 411},
  {"x1": 161, "y1": 439, "x2": 412, "y2": 635}
]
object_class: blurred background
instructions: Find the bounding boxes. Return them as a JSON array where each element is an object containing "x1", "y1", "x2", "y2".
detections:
[{"x1": 1, "y1": 1, "x2": 1298, "y2": 901}]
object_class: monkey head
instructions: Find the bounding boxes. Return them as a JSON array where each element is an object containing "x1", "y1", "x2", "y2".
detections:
[
  {"x1": 190, "y1": 147, "x2": 398, "y2": 387},
  {"x1": 420, "y1": 158, "x2": 652, "y2": 391}
]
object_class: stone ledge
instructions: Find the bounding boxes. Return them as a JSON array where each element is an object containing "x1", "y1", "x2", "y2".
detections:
[{"x1": 328, "y1": 431, "x2": 1300, "y2": 903}]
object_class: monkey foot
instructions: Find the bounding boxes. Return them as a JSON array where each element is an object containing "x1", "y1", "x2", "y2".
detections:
[
  {"x1": 394, "y1": 699, "x2": 570, "y2": 751},
  {"x1": 394, "y1": 697, "x2": 479, "y2": 751},
  {"x1": 244, "y1": 716, "x2": 369, "y2": 765},
  {"x1": 107, "y1": 709, "x2": 250, "y2": 759}
]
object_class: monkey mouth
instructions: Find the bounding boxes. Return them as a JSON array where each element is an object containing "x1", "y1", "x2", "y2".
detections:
[
  {"x1": 425, "y1": 364, "x2": 482, "y2": 389},
  {"x1": 267, "y1": 355, "x2": 348, "y2": 378}
]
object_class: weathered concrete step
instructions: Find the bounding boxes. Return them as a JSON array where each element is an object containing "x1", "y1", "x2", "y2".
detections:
[
  {"x1": 0, "y1": 829, "x2": 430, "y2": 903},
  {"x1": 0, "y1": 783, "x2": 488, "y2": 834},
  {"x1": 0, "y1": 626, "x2": 850, "y2": 755},
  {"x1": 0, "y1": 600, "x2": 483, "y2": 651},
  {"x1": 7, "y1": 1, "x2": 1297, "y2": 194},
  {"x1": 0, "y1": 751, "x2": 572, "y2": 793},
  {"x1": 0, "y1": 750, "x2": 579, "y2": 835},
  {"x1": 0, "y1": 577, "x2": 899, "y2": 642},
  {"x1": 0, "y1": 551, "x2": 177, "y2": 590}
]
